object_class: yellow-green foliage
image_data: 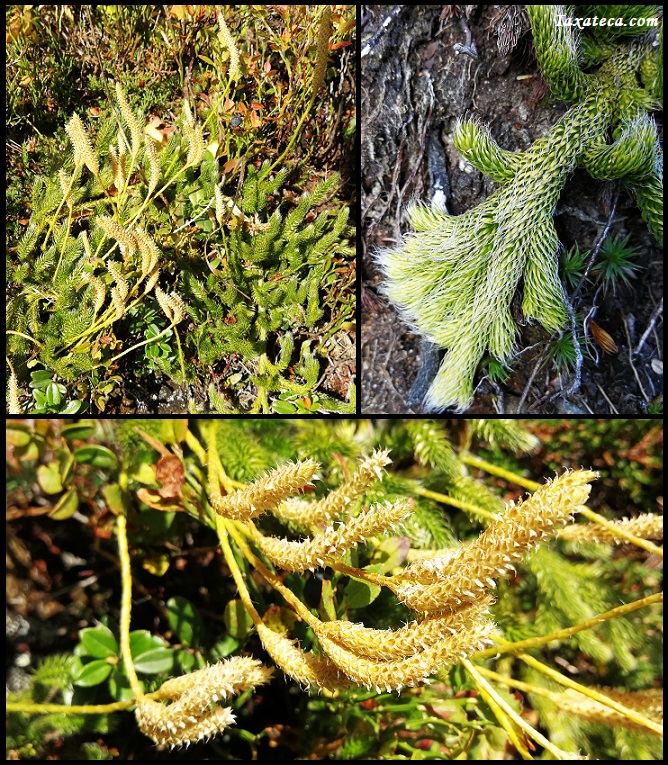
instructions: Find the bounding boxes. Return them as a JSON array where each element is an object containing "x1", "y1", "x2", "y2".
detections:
[
  {"x1": 376, "y1": 5, "x2": 662, "y2": 412},
  {"x1": 7, "y1": 419, "x2": 662, "y2": 759},
  {"x1": 6, "y1": 6, "x2": 355, "y2": 415}
]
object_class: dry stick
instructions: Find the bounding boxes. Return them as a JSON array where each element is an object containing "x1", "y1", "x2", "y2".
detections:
[
  {"x1": 596, "y1": 381, "x2": 619, "y2": 414},
  {"x1": 516, "y1": 342, "x2": 551, "y2": 414},
  {"x1": 623, "y1": 314, "x2": 648, "y2": 402},
  {"x1": 361, "y1": 6, "x2": 404, "y2": 58},
  {"x1": 634, "y1": 295, "x2": 662, "y2": 355},
  {"x1": 570, "y1": 189, "x2": 620, "y2": 305}
]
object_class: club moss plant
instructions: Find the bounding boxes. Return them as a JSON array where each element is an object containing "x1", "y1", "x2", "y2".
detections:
[
  {"x1": 6, "y1": 6, "x2": 355, "y2": 415},
  {"x1": 375, "y1": 5, "x2": 662, "y2": 412},
  {"x1": 6, "y1": 419, "x2": 663, "y2": 758}
]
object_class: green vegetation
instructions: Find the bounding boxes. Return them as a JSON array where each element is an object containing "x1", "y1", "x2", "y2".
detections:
[
  {"x1": 376, "y1": 5, "x2": 662, "y2": 411},
  {"x1": 6, "y1": 419, "x2": 662, "y2": 760},
  {"x1": 6, "y1": 6, "x2": 356, "y2": 413},
  {"x1": 592, "y1": 233, "x2": 643, "y2": 295}
]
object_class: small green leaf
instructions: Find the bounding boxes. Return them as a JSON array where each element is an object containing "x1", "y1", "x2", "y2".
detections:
[
  {"x1": 37, "y1": 462, "x2": 63, "y2": 494},
  {"x1": 108, "y1": 663, "x2": 142, "y2": 702},
  {"x1": 79, "y1": 626, "x2": 118, "y2": 658},
  {"x1": 48, "y1": 488, "x2": 79, "y2": 520},
  {"x1": 74, "y1": 444, "x2": 118, "y2": 469},
  {"x1": 176, "y1": 648, "x2": 197, "y2": 673},
  {"x1": 369, "y1": 536, "x2": 410, "y2": 574},
  {"x1": 343, "y1": 578, "x2": 381, "y2": 609},
  {"x1": 29, "y1": 370, "x2": 53, "y2": 389},
  {"x1": 61, "y1": 400, "x2": 87, "y2": 414},
  {"x1": 272, "y1": 400, "x2": 297, "y2": 413},
  {"x1": 133, "y1": 462, "x2": 158, "y2": 486},
  {"x1": 142, "y1": 552, "x2": 171, "y2": 575},
  {"x1": 130, "y1": 630, "x2": 166, "y2": 658},
  {"x1": 45, "y1": 382, "x2": 62, "y2": 407},
  {"x1": 133, "y1": 647, "x2": 175, "y2": 674},
  {"x1": 167, "y1": 596, "x2": 203, "y2": 647},
  {"x1": 59, "y1": 451, "x2": 75, "y2": 484},
  {"x1": 224, "y1": 598, "x2": 254, "y2": 640},
  {"x1": 102, "y1": 483, "x2": 129, "y2": 515},
  {"x1": 161, "y1": 420, "x2": 189, "y2": 445},
  {"x1": 74, "y1": 659, "x2": 113, "y2": 687},
  {"x1": 60, "y1": 422, "x2": 95, "y2": 441},
  {"x1": 7, "y1": 422, "x2": 32, "y2": 447},
  {"x1": 211, "y1": 635, "x2": 240, "y2": 659}
]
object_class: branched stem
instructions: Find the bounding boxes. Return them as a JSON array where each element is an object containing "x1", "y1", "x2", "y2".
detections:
[
  {"x1": 224, "y1": 520, "x2": 318, "y2": 626},
  {"x1": 463, "y1": 453, "x2": 663, "y2": 555},
  {"x1": 7, "y1": 428, "x2": 661, "y2": 757},
  {"x1": 107, "y1": 324, "x2": 174, "y2": 367},
  {"x1": 464, "y1": 658, "x2": 571, "y2": 760}
]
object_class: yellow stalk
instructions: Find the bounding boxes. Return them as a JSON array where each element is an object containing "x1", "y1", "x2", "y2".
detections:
[
  {"x1": 477, "y1": 592, "x2": 662, "y2": 658},
  {"x1": 117, "y1": 513, "x2": 143, "y2": 701},
  {"x1": 463, "y1": 658, "x2": 584, "y2": 760},
  {"x1": 461, "y1": 452, "x2": 541, "y2": 491},
  {"x1": 215, "y1": 517, "x2": 262, "y2": 625},
  {"x1": 6, "y1": 700, "x2": 134, "y2": 714},
  {"x1": 412, "y1": 484, "x2": 497, "y2": 522},
  {"x1": 576, "y1": 505, "x2": 663, "y2": 555},
  {"x1": 516, "y1": 649, "x2": 663, "y2": 736}
]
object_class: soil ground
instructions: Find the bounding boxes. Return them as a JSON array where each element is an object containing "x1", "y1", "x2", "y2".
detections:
[{"x1": 361, "y1": 5, "x2": 663, "y2": 414}]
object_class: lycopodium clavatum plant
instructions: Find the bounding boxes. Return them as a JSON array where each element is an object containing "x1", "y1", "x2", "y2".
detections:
[
  {"x1": 6, "y1": 6, "x2": 356, "y2": 415},
  {"x1": 6, "y1": 418, "x2": 663, "y2": 759},
  {"x1": 375, "y1": 5, "x2": 662, "y2": 412}
]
